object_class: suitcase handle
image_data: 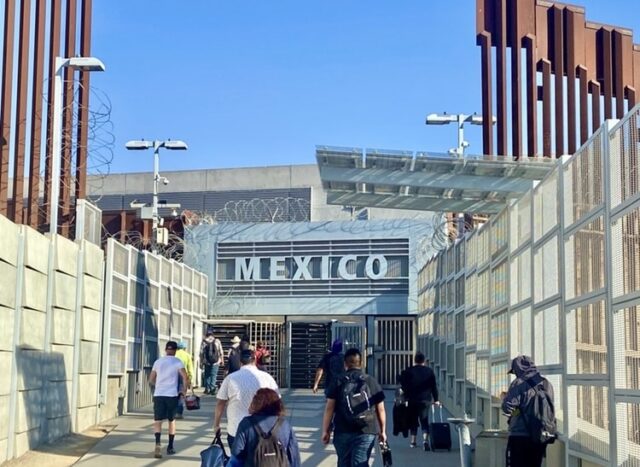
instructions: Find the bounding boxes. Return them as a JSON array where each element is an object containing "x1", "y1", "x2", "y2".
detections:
[{"x1": 431, "y1": 403, "x2": 444, "y2": 423}]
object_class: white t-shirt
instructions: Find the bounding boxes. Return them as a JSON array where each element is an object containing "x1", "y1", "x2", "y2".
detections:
[
  {"x1": 217, "y1": 365, "x2": 279, "y2": 436},
  {"x1": 152, "y1": 356, "x2": 184, "y2": 397}
]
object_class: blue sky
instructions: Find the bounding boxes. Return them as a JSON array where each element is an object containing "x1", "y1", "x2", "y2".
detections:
[{"x1": 91, "y1": 1, "x2": 640, "y2": 174}]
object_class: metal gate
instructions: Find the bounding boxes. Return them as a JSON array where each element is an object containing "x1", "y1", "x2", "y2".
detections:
[
  {"x1": 375, "y1": 317, "x2": 416, "y2": 387},
  {"x1": 289, "y1": 322, "x2": 331, "y2": 389},
  {"x1": 249, "y1": 321, "x2": 286, "y2": 387},
  {"x1": 205, "y1": 322, "x2": 249, "y2": 386},
  {"x1": 331, "y1": 323, "x2": 365, "y2": 352}
]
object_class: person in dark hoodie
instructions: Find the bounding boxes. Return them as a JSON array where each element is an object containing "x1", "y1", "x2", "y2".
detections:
[
  {"x1": 312, "y1": 339, "x2": 345, "y2": 397},
  {"x1": 501, "y1": 355, "x2": 555, "y2": 467}
]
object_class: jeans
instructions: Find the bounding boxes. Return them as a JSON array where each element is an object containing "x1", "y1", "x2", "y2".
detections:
[
  {"x1": 204, "y1": 364, "x2": 220, "y2": 392},
  {"x1": 227, "y1": 434, "x2": 235, "y2": 450},
  {"x1": 333, "y1": 432, "x2": 376, "y2": 467}
]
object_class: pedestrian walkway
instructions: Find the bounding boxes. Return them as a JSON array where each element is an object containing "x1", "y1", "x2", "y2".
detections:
[{"x1": 77, "y1": 389, "x2": 462, "y2": 466}]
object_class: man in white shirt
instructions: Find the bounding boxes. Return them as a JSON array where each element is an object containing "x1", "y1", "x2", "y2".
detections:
[
  {"x1": 149, "y1": 341, "x2": 188, "y2": 459},
  {"x1": 214, "y1": 348, "x2": 279, "y2": 448}
]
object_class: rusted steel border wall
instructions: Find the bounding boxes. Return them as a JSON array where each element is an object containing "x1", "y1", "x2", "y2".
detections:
[
  {"x1": 0, "y1": 0, "x2": 93, "y2": 236},
  {"x1": 477, "y1": 0, "x2": 640, "y2": 158}
]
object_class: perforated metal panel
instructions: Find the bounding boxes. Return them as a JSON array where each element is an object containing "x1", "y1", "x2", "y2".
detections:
[
  {"x1": 534, "y1": 236, "x2": 559, "y2": 303},
  {"x1": 490, "y1": 311, "x2": 508, "y2": 356},
  {"x1": 533, "y1": 169, "x2": 559, "y2": 241},
  {"x1": 491, "y1": 209, "x2": 508, "y2": 257},
  {"x1": 510, "y1": 193, "x2": 532, "y2": 252},
  {"x1": 510, "y1": 249, "x2": 531, "y2": 306},
  {"x1": 510, "y1": 306, "x2": 532, "y2": 358},
  {"x1": 563, "y1": 129, "x2": 604, "y2": 227},
  {"x1": 490, "y1": 360, "x2": 509, "y2": 398},
  {"x1": 613, "y1": 305, "x2": 640, "y2": 391},
  {"x1": 565, "y1": 216, "x2": 606, "y2": 301},
  {"x1": 567, "y1": 384, "x2": 610, "y2": 462},
  {"x1": 491, "y1": 260, "x2": 508, "y2": 308},
  {"x1": 534, "y1": 304, "x2": 560, "y2": 365},
  {"x1": 477, "y1": 312, "x2": 489, "y2": 351},
  {"x1": 616, "y1": 402, "x2": 640, "y2": 467},
  {"x1": 566, "y1": 300, "x2": 607, "y2": 375},
  {"x1": 611, "y1": 207, "x2": 640, "y2": 298},
  {"x1": 609, "y1": 107, "x2": 640, "y2": 210}
]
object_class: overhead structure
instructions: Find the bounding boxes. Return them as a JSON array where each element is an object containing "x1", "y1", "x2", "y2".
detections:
[{"x1": 316, "y1": 146, "x2": 556, "y2": 214}]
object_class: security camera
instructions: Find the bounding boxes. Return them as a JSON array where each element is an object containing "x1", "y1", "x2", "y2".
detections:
[{"x1": 162, "y1": 177, "x2": 170, "y2": 186}]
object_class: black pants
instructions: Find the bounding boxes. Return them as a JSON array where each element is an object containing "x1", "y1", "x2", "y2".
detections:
[
  {"x1": 407, "y1": 400, "x2": 431, "y2": 435},
  {"x1": 506, "y1": 436, "x2": 546, "y2": 467}
]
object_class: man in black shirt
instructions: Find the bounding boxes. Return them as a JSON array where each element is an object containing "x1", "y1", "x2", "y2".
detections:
[
  {"x1": 321, "y1": 348, "x2": 387, "y2": 466},
  {"x1": 400, "y1": 351, "x2": 440, "y2": 450},
  {"x1": 313, "y1": 339, "x2": 344, "y2": 397}
]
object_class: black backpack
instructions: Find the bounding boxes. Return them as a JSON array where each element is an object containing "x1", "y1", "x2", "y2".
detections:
[
  {"x1": 204, "y1": 340, "x2": 220, "y2": 365},
  {"x1": 253, "y1": 417, "x2": 290, "y2": 467},
  {"x1": 227, "y1": 347, "x2": 241, "y2": 373},
  {"x1": 337, "y1": 371, "x2": 376, "y2": 430},
  {"x1": 522, "y1": 378, "x2": 557, "y2": 445}
]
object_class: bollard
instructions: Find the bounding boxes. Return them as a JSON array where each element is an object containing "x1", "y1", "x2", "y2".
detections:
[{"x1": 447, "y1": 414, "x2": 475, "y2": 467}]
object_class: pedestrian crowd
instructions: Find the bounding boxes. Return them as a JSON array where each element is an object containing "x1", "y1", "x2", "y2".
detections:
[{"x1": 148, "y1": 331, "x2": 557, "y2": 467}]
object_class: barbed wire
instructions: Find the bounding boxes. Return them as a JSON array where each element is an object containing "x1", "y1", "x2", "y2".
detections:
[{"x1": 430, "y1": 212, "x2": 475, "y2": 251}]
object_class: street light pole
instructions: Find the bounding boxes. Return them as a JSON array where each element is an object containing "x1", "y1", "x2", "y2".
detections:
[
  {"x1": 50, "y1": 56, "x2": 105, "y2": 235},
  {"x1": 125, "y1": 139, "x2": 188, "y2": 253},
  {"x1": 425, "y1": 112, "x2": 493, "y2": 156}
]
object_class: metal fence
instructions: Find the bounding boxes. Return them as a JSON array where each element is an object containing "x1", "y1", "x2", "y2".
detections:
[
  {"x1": 417, "y1": 104, "x2": 640, "y2": 467},
  {"x1": 100, "y1": 239, "x2": 208, "y2": 418}
]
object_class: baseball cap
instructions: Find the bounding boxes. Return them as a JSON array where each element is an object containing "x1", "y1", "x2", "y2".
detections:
[
  {"x1": 177, "y1": 341, "x2": 187, "y2": 350},
  {"x1": 165, "y1": 341, "x2": 178, "y2": 351}
]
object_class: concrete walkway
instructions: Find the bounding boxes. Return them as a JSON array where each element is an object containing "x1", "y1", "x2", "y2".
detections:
[{"x1": 77, "y1": 389, "x2": 462, "y2": 466}]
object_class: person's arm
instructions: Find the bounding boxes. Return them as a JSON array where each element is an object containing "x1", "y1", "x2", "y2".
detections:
[
  {"x1": 312, "y1": 368, "x2": 324, "y2": 393},
  {"x1": 230, "y1": 418, "x2": 248, "y2": 459},
  {"x1": 179, "y1": 367, "x2": 189, "y2": 391},
  {"x1": 321, "y1": 399, "x2": 336, "y2": 444},
  {"x1": 429, "y1": 369, "x2": 440, "y2": 404},
  {"x1": 501, "y1": 381, "x2": 522, "y2": 416},
  {"x1": 216, "y1": 340, "x2": 224, "y2": 366},
  {"x1": 287, "y1": 424, "x2": 302, "y2": 467},
  {"x1": 148, "y1": 370, "x2": 157, "y2": 386},
  {"x1": 375, "y1": 401, "x2": 387, "y2": 444},
  {"x1": 214, "y1": 399, "x2": 228, "y2": 433},
  {"x1": 185, "y1": 357, "x2": 194, "y2": 386}
]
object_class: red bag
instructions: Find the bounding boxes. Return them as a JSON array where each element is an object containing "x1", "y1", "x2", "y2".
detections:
[{"x1": 185, "y1": 391, "x2": 201, "y2": 411}]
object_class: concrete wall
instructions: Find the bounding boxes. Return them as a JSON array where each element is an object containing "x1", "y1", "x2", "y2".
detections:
[
  {"x1": 0, "y1": 215, "x2": 105, "y2": 463},
  {"x1": 88, "y1": 164, "x2": 434, "y2": 222}
]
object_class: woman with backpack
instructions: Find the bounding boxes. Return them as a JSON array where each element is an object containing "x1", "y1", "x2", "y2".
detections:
[{"x1": 229, "y1": 388, "x2": 300, "y2": 467}]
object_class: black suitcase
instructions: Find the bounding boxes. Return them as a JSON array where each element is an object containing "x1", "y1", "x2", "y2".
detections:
[{"x1": 429, "y1": 405, "x2": 452, "y2": 451}]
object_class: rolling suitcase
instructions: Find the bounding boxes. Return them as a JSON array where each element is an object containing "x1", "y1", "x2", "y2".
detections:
[{"x1": 429, "y1": 404, "x2": 452, "y2": 451}]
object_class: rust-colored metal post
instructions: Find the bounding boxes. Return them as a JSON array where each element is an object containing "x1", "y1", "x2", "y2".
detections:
[
  {"x1": 27, "y1": 0, "x2": 46, "y2": 228},
  {"x1": 601, "y1": 29, "x2": 613, "y2": 120},
  {"x1": 75, "y1": 0, "x2": 92, "y2": 202},
  {"x1": 59, "y1": 0, "x2": 77, "y2": 236},
  {"x1": 43, "y1": 0, "x2": 62, "y2": 226},
  {"x1": 551, "y1": 6, "x2": 564, "y2": 157},
  {"x1": 613, "y1": 31, "x2": 626, "y2": 118},
  {"x1": 578, "y1": 65, "x2": 589, "y2": 144},
  {"x1": 0, "y1": 0, "x2": 16, "y2": 217},
  {"x1": 120, "y1": 210, "x2": 126, "y2": 243},
  {"x1": 541, "y1": 59, "x2": 552, "y2": 157},
  {"x1": 479, "y1": 31, "x2": 494, "y2": 155},
  {"x1": 509, "y1": 0, "x2": 522, "y2": 158},
  {"x1": 11, "y1": 0, "x2": 32, "y2": 224},
  {"x1": 496, "y1": 0, "x2": 508, "y2": 155},
  {"x1": 524, "y1": 34, "x2": 537, "y2": 157},
  {"x1": 590, "y1": 80, "x2": 601, "y2": 134},
  {"x1": 628, "y1": 86, "x2": 637, "y2": 108}
]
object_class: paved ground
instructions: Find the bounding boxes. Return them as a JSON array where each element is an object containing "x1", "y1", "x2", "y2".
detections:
[{"x1": 76, "y1": 389, "x2": 462, "y2": 466}]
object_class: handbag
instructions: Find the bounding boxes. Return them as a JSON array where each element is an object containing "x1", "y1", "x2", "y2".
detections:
[
  {"x1": 200, "y1": 431, "x2": 229, "y2": 467},
  {"x1": 185, "y1": 390, "x2": 201, "y2": 411}
]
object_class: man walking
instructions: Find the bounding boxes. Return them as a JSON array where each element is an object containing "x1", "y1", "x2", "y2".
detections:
[
  {"x1": 399, "y1": 351, "x2": 440, "y2": 450},
  {"x1": 502, "y1": 355, "x2": 557, "y2": 467},
  {"x1": 214, "y1": 348, "x2": 279, "y2": 448},
  {"x1": 226, "y1": 335, "x2": 243, "y2": 375},
  {"x1": 175, "y1": 341, "x2": 194, "y2": 419},
  {"x1": 321, "y1": 348, "x2": 387, "y2": 467},
  {"x1": 199, "y1": 331, "x2": 223, "y2": 395},
  {"x1": 313, "y1": 339, "x2": 344, "y2": 396},
  {"x1": 149, "y1": 341, "x2": 188, "y2": 458}
]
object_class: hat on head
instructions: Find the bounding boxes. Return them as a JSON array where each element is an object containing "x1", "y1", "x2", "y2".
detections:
[
  {"x1": 177, "y1": 341, "x2": 187, "y2": 350},
  {"x1": 240, "y1": 349, "x2": 255, "y2": 364},
  {"x1": 165, "y1": 341, "x2": 178, "y2": 351},
  {"x1": 231, "y1": 336, "x2": 241, "y2": 344}
]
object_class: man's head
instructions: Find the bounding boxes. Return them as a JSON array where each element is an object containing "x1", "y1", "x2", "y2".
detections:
[
  {"x1": 231, "y1": 335, "x2": 241, "y2": 347},
  {"x1": 240, "y1": 349, "x2": 256, "y2": 366},
  {"x1": 165, "y1": 341, "x2": 178, "y2": 356},
  {"x1": 177, "y1": 341, "x2": 187, "y2": 350},
  {"x1": 414, "y1": 351, "x2": 426, "y2": 365},
  {"x1": 205, "y1": 331, "x2": 214, "y2": 342},
  {"x1": 344, "y1": 348, "x2": 362, "y2": 369},
  {"x1": 331, "y1": 339, "x2": 343, "y2": 354},
  {"x1": 508, "y1": 355, "x2": 538, "y2": 378}
]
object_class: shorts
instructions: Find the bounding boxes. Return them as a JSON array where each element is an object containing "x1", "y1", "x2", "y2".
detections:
[{"x1": 153, "y1": 396, "x2": 179, "y2": 421}]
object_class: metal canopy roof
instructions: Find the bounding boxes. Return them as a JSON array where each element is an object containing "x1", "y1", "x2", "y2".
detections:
[{"x1": 316, "y1": 146, "x2": 557, "y2": 214}]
